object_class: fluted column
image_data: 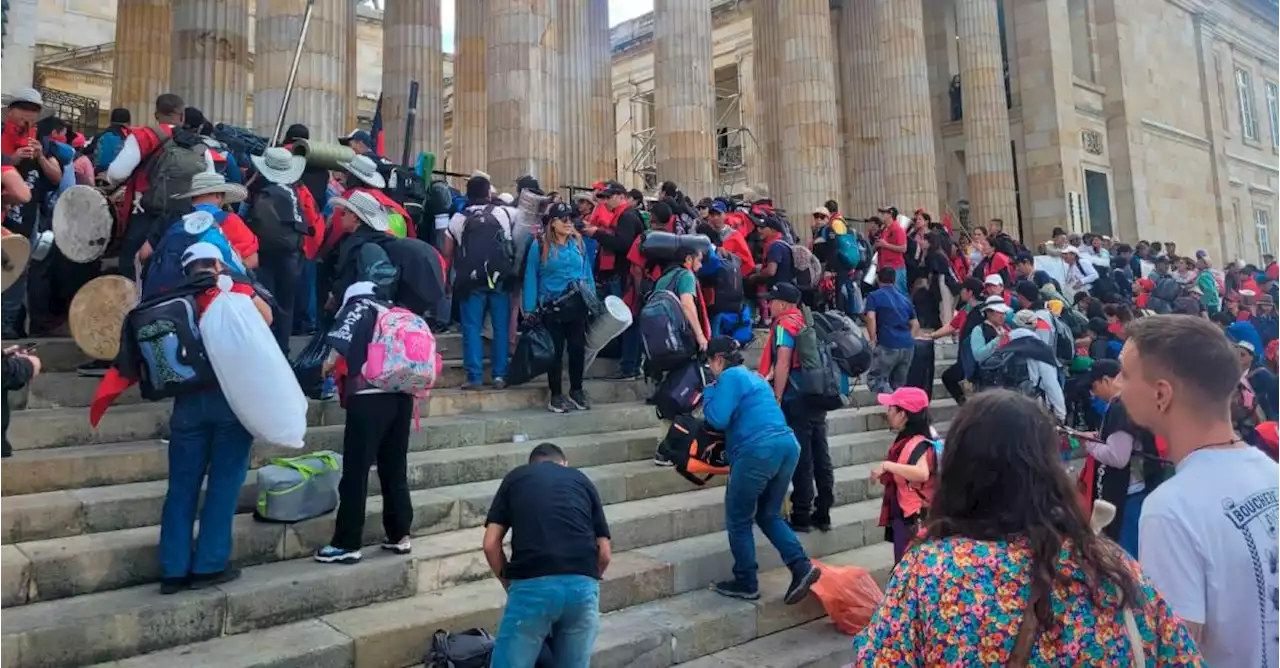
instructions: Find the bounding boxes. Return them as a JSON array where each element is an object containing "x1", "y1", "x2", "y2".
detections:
[
  {"x1": 957, "y1": 0, "x2": 1018, "y2": 228},
  {"x1": 653, "y1": 0, "x2": 716, "y2": 196},
  {"x1": 486, "y1": 0, "x2": 559, "y2": 189},
  {"x1": 839, "y1": 0, "x2": 884, "y2": 218},
  {"x1": 752, "y1": 0, "x2": 781, "y2": 196},
  {"x1": 382, "y1": 0, "x2": 444, "y2": 163},
  {"x1": 112, "y1": 0, "x2": 172, "y2": 124},
  {"x1": 777, "y1": 0, "x2": 842, "y2": 233},
  {"x1": 453, "y1": 0, "x2": 487, "y2": 173},
  {"x1": 254, "y1": 0, "x2": 349, "y2": 142},
  {"x1": 874, "y1": 0, "x2": 939, "y2": 213},
  {"x1": 171, "y1": 0, "x2": 251, "y2": 126},
  {"x1": 559, "y1": 0, "x2": 614, "y2": 186},
  {"x1": 345, "y1": 1, "x2": 359, "y2": 131},
  {"x1": 737, "y1": 49, "x2": 766, "y2": 190}
]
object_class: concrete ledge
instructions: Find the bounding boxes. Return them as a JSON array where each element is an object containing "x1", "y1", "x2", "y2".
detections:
[{"x1": 88, "y1": 620, "x2": 356, "y2": 668}]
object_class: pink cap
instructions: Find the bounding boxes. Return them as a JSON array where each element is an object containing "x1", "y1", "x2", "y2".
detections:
[{"x1": 876, "y1": 387, "x2": 930, "y2": 414}]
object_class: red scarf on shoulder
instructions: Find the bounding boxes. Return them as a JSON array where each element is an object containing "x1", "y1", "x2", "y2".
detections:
[
  {"x1": 758, "y1": 308, "x2": 804, "y2": 376},
  {"x1": 591, "y1": 200, "x2": 631, "y2": 272}
]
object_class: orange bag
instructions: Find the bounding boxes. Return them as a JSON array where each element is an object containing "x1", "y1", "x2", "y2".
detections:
[{"x1": 809, "y1": 560, "x2": 885, "y2": 635}]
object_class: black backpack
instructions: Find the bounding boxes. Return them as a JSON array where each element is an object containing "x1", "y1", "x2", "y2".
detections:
[
  {"x1": 1051, "y1": 315, "x2": 1075, "y2": 362},
  {"x1": 249, "y1": 184, "x2": 309, "y2": 254},
  {"x1": 657, "y1": 414, "x2": 729, "y2": 485},
  {"x1": 653, "y1": 360, "x2": 707, "y2": 420},
  {"x1": 706, "y1": 252, "x2": 743, "y2": 315},
  {"x1": 455, "y1": 205, "x2": 515, "y2": 292},
  {"x1": 355, "y1": 242, "x2": 400, "y2": 301},
  {"x1": 639, "y1": 268, "x2": 698, "y2": 374},
  {"x1": 126, "y1": 291, "x2": 218, "y2": 401},
  {"x1": 424, "y1": 628, "x2": 494, "y2": 668},
  {"x1": 975, "y1": 347, "x2": 1040, "y2": 399},
  {"x1": 426, "y1": 180, "x2": 454, "y2": 217}
]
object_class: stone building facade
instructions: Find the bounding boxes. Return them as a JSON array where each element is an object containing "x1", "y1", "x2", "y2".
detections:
[{"x1": 5, "y1": 0, "x2": 1277, "y2": 260}]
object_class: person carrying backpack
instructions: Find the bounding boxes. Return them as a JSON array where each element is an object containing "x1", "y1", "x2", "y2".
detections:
[
  {"x1": 870, "y1": 387, "x2": 938, "y2": 563},
  {"x1": 327, "y1": 190, "x2": 403, "y2": 312},
  {"x1": 139, "y1": 172, "x2": 257, "y2": 299},
  {"x1": 583, "y1": 180, "x2": 646, "y2": 381},
  {"x1": 702, "y1": 336, "x2": 822, "y2": 604},
  {"x1": 978, "y1": 310, "x2": 1067, "y2": 422},
  {"x1": 865, "y1": 267, "x2": 921, "y2": 394},
  {"x1": 247, "y1": 147, "x2": 317, "y2": 354},
  {"x1": 89, "y1": 107, "x2": 131, "y2": 173},
  {"x1": 445, "y1": 173, "x2": 519, "y2": 390}
]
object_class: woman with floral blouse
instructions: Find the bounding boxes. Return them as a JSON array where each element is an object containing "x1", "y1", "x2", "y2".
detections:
[{"x1": 852, "y1": 390, "x2": 1201, "y2": 666}]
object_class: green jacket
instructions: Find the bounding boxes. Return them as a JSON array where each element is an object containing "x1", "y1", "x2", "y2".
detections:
[{"x1": 1197, "y1": 270, "x2": 1221, "y2": 309}]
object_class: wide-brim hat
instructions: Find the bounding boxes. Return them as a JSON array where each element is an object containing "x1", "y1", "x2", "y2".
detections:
[
  {"x1": 250, "y1": 146, "x2": 307, "y2": 185},
  {"x1": 338, "y1": 154, "x2": 386, "y2": 189},
  {"x1": 329, "y1": 191, "x2": 390, "y2": 232},
  {"x1": 172, "y1": 171, "x2": 248, "y2": 203}
]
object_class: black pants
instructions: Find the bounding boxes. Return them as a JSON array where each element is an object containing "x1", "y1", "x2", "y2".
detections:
[
  {"x1": 27, "y1": 246, "x2": 99, "y2": 336},
  {"x1": 785, "y1": 401, "x2": 833, "y2": 526},
  {"x1": 941, "y1": 361, "x2": 967, "y2": 404},
  {"x1": 331, "y1": 392, "x2": 414, "y2": 551},
  {"x1": 545, "y1": 315, "x2": 587, "y2": 397},
  {"x1": 257, "y1": 249, "x2": 302, "y2": 355}
]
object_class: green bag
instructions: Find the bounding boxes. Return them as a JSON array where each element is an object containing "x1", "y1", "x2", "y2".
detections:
[{"x1": 254, "y1": 451, "x2": 343, "y2": 523}]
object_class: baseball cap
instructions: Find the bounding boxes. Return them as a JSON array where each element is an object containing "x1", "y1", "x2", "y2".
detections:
[
  {"x1": 181, "y1": 242, "x2": 223, "y2": 268},
  {"x1": 982, "y1": 295, "x2": 1011, "y2": 314},
  {"x1": 876, "y1": 387, "x2": 930, "y2": 414},
  {"x1": 542, "y1": 201, "x2": 573, "y2": 222},
  {"x1": 984, "y1": 274, "x2": 1005, "y2": 287},
  {"x1": 596, "y1": 180, "x2": 627, "y2": 197},
  {"x1": 877, "y1": 205, "x2": 898, "y2": 217},
  {"x1": 812, "y1": 206, "x2": 831, "y2": 218},
  {"x1": 709, "y1": 200, "x2": 727, "y2": 213},
  {"x1": 1236, "y1": 340, "x2": 1257, "y2": 356},
  {"x1": 763, "y1": 282, "x2": 802, "y2": 305},
  {"x1": 1061, "y1": 245, "x2": 1080, "y2": 255},
  {"x1": 338, "y1": 129, "x2": 373, "y2": 146},
  {"x1": 1087, "y1": 359, "x2": 1121, "y2": 384},
  {"x1": 1013, "y1": 309, "x2": 1039, "y2": 329}
]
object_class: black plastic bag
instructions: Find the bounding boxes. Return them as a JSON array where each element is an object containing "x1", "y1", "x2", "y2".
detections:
[
  {"x1": 292, "y1": 329, "x2": 331, "y2": 399},
  {"x1": 508, "y1": 323, "x2": 556, "y2": 386}
]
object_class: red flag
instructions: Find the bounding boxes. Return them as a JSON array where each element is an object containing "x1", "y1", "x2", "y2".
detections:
[
  {"x1": 89, "y1": 367, "x2": 136, "y2": 428},
  {"x1": 371, "y1": 93, "x2": 385, "y2": 157}
]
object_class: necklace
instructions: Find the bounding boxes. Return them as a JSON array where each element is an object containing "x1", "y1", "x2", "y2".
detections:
[{"x1": 1183, "y1": 437, "x2": 1244, "y2": 459}]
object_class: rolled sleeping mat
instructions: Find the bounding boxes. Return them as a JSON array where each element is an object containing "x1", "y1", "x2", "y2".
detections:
[
  {"x1": 638, "y1": 231, "x2": 713, "y2": 264},
  {"x1": 584, "y1": 295, "x2": 634, "y2": 372},
  {"x1": 512, "y1": 203, "x2": 543, "y2": 276},
  {"x1": 289, "y1": 139, "x2": 356, "y2": 171}
]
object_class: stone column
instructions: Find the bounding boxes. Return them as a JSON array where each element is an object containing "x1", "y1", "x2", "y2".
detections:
[
  {"x1": 737, "y1": 49, "x2": 766, "y2": 191},
  {"x1": 653, "y1": 0, "x2": 716, "y2": 196},
  {"x1": 752, "y1": 0, "x2": 781, "y2": 196},
  {"x1": 486, "y1": 0, "x2": 559, "y2": 189},
  {"x1": 840, "y1": 0, "x2": 884, "y2": 218},
  {"x1": 957, "y1": 0, "x2": 1018, "y2": 228},
  {"x1": 112, "y1": 0, "x2": 172, "y2": 124},
  {"x1": 559, "y1": 0, "x2": 614, "y2": 186},
  {"x1": 1, "y1": 0, "x2": 40, "y2": 91},
  {"x1": 777, "y1": 0, "x2": 842, "y2": 232},
  {"x1": 345, "y1": 1, "x2": 359, "y2": 131},
  {"x1": 382, "y1": 0, "x2": 444, "y2": 163},
  {"x1": 1094, "y1": 0, "x2": 1149, "y2": 243},
  {"x1": 254, "y1": 0, "x2": 349, "y2": 142},
  {"x1": 453, "y1": 0, "x2": 487, "y2": 173},
  {"x1": 874, "y1": 0, "x2": 939, "y2": 214},
  {"x1": 171, "y1": 0, "x2": 251, "y2": 126}
]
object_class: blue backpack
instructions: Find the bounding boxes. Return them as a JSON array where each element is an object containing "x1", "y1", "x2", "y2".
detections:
[{"x1": 141, "y1": 212, "x2": 240, "y2": 299}]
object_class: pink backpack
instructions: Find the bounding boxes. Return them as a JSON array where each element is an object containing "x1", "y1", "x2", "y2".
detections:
[{"x1": 362, "y1": 306, "x2": 440, "y2": 397}]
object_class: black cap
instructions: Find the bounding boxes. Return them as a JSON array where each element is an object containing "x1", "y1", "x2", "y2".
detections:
[
  {"x1": 515, "y1": 175, "x2": 542, "y2": 194},
  {"x1": 763, "y1": 282, "x2": 802, "y2": 304},
  {"x1": 284, "y1": 123, "x2": 309, "y2": 141},
  {"x1": 543, "y1": 201, "x2": 573, "y2": 222},
  {"x1": 596, "y1": 180, "x2": 627, "y2": 197},
  {"x1": 696, "y1": 197, "x2": 715, "y2": 209},
  {"x1": 706, "y1": 336, "x2": 741, "y2": 357},
  {"x1": 1088, "y1": 359, "x2": 1122, "y2": 384},
  {"x1": 182, "y1": 107, "x2": 206, "y2": 131},
  {"x1": 109, "y1": 107, "x2": 131, "y2": 125},
  {"x1": 877, "y1": 205, "x2": 899, "y2": 217},
  {"x1": 1015, "y1": 280, "x2": 1040, "y2": 303}
]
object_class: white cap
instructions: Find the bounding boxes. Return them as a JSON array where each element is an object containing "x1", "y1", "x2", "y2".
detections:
[
  {"x1": 342, "y1": 281, "x2": 377, "y2": 306},
  {"x1": 984, "y1": 274, "x2": 1004, "y2": 287},
  {"x1": 181, "y1": 242, "x2": 223, "y2": 268},
  {"x1": 1236, "y1": 340, "x2": 1256, "y2": 355},
  {"x1": 498, "y1": 192, "x2": 515, "y2": 205},
  {"x1": 1062, "y1": 245, "x2": 1080, "y2": 255},
  {"x1": 982, "y1": 295, "x2": 1011, "y2": 314}
]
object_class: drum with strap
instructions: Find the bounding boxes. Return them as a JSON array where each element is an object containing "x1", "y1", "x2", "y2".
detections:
[
  {"x1": 52, "y1": 185, "x2": 113, "y2": 263},
  {"x1": 1, "y1": 227, "x2": 30, "y2": 292},
  {"x1": 69, "y1": 275, "x2": 137, "y2": 360}
]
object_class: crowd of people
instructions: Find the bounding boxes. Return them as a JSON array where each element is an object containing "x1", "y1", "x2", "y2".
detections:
[{"x1": 2, "y1": 85, "x2": 1278, "y2": 667}]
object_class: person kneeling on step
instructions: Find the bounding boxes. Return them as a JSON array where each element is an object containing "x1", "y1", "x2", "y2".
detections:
[{"x1": 702, "y1": 336, "x2": 821, "y2": 603}]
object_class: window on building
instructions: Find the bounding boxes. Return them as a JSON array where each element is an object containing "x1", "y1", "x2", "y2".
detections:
[
  {"x1": 1067, "y1": 0, "x2": 1093, "y2": 82},
  {"x1": 1237, "y1": 67, "x2": 1259, "y2": 141},
  {"x1": 1215, "y1": 53, "x2": 1230, "y2": 133},
  {"x1": 1255, "y1": 208, "x2": 1273, "y2": 257},
  {"x1": 1266, "y1": 82, "x2": 1279, "y2": 149}
]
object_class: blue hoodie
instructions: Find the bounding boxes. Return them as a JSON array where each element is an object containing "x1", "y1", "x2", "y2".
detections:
[
  {"x1": 523, "y1": 237, "x2": 594, "y2": 314},
  {"x1": 702, "y1": 365, "x2": 797, "y2": 462}
]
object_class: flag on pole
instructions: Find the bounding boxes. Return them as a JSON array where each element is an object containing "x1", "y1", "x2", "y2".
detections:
[{"x1": 370, "y1": 93, "x2": 386, "y2": 156}]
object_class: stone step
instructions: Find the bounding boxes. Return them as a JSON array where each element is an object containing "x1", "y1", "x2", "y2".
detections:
[
  {"x1": 6, "y1": 491, "x2": 886, "y2": 668},
  {"x1": 5, "y1": 379, "x2": 652, "y2": 450},
  {"x1": 665, "y1": 618, "x2": 855, "y2": 668}
]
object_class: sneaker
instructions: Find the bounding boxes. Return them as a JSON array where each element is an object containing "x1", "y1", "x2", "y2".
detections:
[
  {"x1": 76, "y1": 359, "x2": 111, "y2": 378},
  {"x1": 460, "y1": 381, "x2": 483, "y2": 391},
  {"x1": 713, "y1": 580, "x2": 761, "y2": 601},
  {"x1": 812, "y1": 513, "x2": 832, "y2": 533},
  {"x1": 784, "y1": 562, "x2": 821, "y2": 605},
  {"x1": 568, "y1": 389, "x2": 591, "y2": 410},
  {"x1": 159, "y1": 577, "x2": 189, "y2": 595},
  {"x1": 548, "y1": 395, "x2": 572, "y2": 414},
  {"x1": 492, "y1": 377, "x2": 508, "y2": 390},
  {"x1": 314, "y1": 545, "x2": 363, "y2": 564},
  {"x1": 605, "y1": 369, "x2": 642, "y2": 381},
  {"x1": 786, "y1": 517, "x2": 813, "y2": 534},
  {"x1": 381, "y1": 537, "x2": 412, "y2": 555},
  {"x1": 653, "y1": 451, "x2": 675, "y2": 467},
  {"x1": 189, "y1": 567, "x2": 242, "y2": 589}
]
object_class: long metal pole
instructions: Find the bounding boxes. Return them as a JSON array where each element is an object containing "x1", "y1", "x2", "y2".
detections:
[
  {"x1": 401, "y1": 80, "x2": 420, "y2": 166},
  {"x1": 271, "y1": 0, "x2": 317, "y2": 146}
]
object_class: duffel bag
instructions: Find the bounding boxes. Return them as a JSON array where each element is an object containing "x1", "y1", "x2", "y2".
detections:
[{"x1": 254, "y1": 451, "x2": 343, "y2": 523}]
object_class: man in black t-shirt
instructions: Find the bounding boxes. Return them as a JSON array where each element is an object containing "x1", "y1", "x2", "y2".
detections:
[{"x1": 484, "y1": 443, "x2": 612, "y2": 667}]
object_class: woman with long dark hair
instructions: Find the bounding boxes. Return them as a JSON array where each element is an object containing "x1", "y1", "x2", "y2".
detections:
[
  {"x1": 523, "y1": 202, "x2": 594, "y2": 413},
  {"x1": 871, "y1": 386, "x2": 937, "y2": 563},
  {"x1": 854, "y1": 391, "x2": 1201, "y2": 665}
]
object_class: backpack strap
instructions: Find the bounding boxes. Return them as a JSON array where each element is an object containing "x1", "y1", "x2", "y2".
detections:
[{"x1": 676, "y1": 469, "x2": 713, "y2": 486}]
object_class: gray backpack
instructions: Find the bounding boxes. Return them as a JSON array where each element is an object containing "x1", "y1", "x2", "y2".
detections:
[{"x1": 254, "y1": 452, "x2": 343, "y2": 523}]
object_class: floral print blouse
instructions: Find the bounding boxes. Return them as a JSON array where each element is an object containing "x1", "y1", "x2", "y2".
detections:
[{"x1": 851, "y1": 537, "x2": 1202, "y2": 666}]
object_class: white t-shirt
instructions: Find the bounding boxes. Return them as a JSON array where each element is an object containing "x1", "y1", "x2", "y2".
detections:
[
  {"x1": 1139, "y1": 446, "x2": 1279, "y2": 668},
  {"x1": 446, "y1": 203, "x2": 516, "y2": 245}
]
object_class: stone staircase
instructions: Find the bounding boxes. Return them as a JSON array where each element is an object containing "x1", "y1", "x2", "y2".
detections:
[{"x1": 1, "y1": 333, "x2": 958, "y2": 668}]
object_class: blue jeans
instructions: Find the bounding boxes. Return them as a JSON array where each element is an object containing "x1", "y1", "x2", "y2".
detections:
[
  {"x1": 607, "y1": 276, "x2": 641, "y2": 375},
  {"x1": 725, "y1": 438, "x2": 810, "y2": 590},
  {"x1": 460, "y1": 289, "x2": 510, "y2": 382},
  {"x1": 294, "y1": 259, "x2": 317, "y2": 334},
  {"x1": 491, "y1": 575, "x2": 600, "y2": 668},
  {"x1": 159, "y1": 390, "x2": 254, "y2": 579},
  {"x1": 894, "y1": 267, "x2": 908, "y2": 294}
]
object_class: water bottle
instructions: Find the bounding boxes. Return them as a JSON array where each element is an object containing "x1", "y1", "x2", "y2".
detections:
[{"x1": 320, "y1": 375, "x2": 336, "y2": 400}]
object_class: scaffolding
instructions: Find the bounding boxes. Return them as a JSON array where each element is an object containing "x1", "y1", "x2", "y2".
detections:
[{"x1": 624, "y1": 84, "x2": 756, "y2": 197}]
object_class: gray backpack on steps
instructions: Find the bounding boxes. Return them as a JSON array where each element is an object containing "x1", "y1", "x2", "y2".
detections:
[{"x1": 254, "y1": 451, "x2": 343, "y2": 523}]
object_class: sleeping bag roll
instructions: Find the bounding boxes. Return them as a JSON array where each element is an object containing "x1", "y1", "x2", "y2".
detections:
[{"x1": 639, "y1": 231, "x2": 713, "y2": 264}]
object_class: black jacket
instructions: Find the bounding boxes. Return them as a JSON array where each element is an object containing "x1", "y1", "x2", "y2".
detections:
[{"x1": 2, "y1": 353, "x2": 35, "y2": 457}]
